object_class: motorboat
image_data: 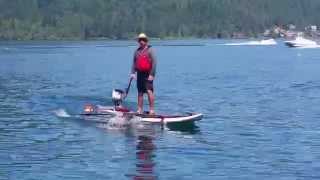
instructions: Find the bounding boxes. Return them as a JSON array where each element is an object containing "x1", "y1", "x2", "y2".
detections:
[{"x1": 284, "y1": 36, "x2": 318, "y2": 48}]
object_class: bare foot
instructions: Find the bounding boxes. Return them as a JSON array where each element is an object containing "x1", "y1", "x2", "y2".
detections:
[
  {"x1": 137, "y1": 109, "x2": 143, "y2": 114},
  {"x1": 149, "y1": 110, "x2": 155, "y2": 115}
]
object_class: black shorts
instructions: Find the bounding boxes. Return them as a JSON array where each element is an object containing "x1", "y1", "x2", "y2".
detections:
[{"x1": 137, "y1": 71, "x2": 153, "y2": 93}]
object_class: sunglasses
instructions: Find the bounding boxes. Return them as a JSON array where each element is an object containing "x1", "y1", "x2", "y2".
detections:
[{"x1": 138, "y1": 38, "x2": 148, "y2": 42}]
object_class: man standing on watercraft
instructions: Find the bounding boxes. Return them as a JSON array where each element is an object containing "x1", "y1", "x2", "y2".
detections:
[{"x1": 130, "y1": 33, "x2": 157, "y2": 115}]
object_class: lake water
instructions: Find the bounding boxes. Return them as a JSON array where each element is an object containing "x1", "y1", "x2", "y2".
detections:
[{"x1": 0, "y1": 40, "x2": 320, "y2": 179}]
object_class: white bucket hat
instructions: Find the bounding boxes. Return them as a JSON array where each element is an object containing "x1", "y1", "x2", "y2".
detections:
[{"x1": 137, "y1": 33, "x2": 148, "y2": 41}]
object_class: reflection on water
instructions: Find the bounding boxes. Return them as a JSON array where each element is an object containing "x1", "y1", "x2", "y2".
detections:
[
  {"x1": 166, "y1": 121, "x2": 200, "y2": 134},
  {"x1": 134, "y1": 135, "x2": 157, "y2": 180}
]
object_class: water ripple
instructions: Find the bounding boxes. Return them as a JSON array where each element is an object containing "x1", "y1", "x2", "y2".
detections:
[{"x1": 1, "y1": 40, "x2": 320, "y2": 179}]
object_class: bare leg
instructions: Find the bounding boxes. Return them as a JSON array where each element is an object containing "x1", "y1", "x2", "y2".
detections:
[
  {"x1": 147, "y1": 90, "x2": 155, "y2": 114},
  {"x1": 137, "y1": 93, "x2": 144, "y2": 113}
]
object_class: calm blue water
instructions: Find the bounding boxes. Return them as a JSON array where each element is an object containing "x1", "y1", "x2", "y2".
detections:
[{"x1": 0, "y1": 40, "x2": 320, "y2": 179}]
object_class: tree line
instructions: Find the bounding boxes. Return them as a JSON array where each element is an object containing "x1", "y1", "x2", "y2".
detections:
[{"x1": 0, "y1": 0, "x2": 319, "y2": 40}]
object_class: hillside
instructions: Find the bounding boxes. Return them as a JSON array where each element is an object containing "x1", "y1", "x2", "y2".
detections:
[{"x1": 0, "y1": 0, "x2": 320, "y2": 40}]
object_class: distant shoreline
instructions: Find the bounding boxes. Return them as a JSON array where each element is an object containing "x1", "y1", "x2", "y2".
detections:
[
  {"x1": 0, "y1": 36, "x2": 274, "y2": 42},
  {"x1": 0, "y1": 35, "x2": 317, "y2": 43}
]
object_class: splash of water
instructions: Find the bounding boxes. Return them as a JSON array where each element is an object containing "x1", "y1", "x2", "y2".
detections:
[
  {"x1": 106, "y1": 115, "x2": 131, "y2": 129},
  {"x1": 53, "y1": 109, "x2": 71, "y2": 118},
  {"x1": 98, "y1": 114, "x2": 145, "y2": 130},
  {"x1": 53, "y1": 108, "x2": 146, "y2": 130}
]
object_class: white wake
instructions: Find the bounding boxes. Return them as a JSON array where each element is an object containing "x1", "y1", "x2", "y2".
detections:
[
  {"x1": 223, "y1": 39, "x2": 277, "y2": 46},
  {"x1": 53, "y1": 109, "x2": 71, "y2": 118}
]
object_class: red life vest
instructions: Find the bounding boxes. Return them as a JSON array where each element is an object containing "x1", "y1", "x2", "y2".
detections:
[{"x1": 136, "y1": 47, "x2": 152, "y2": 72}]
